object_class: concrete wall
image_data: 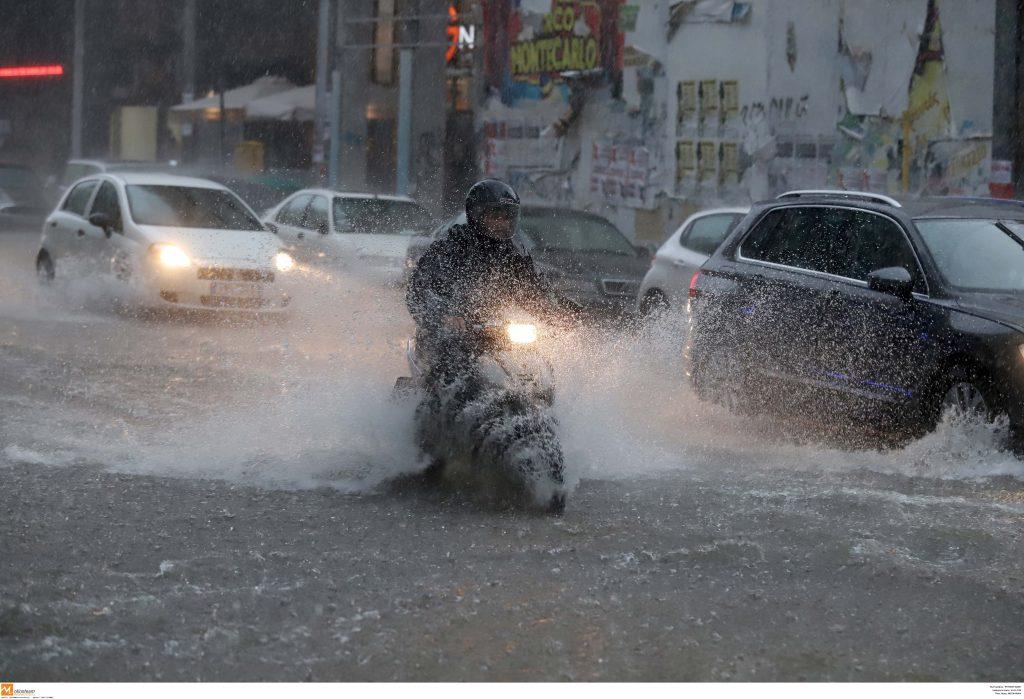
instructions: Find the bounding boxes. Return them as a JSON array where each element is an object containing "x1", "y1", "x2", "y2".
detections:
[{"x1": 476, "y1": 0, "x2": 1000, "y2": 243}]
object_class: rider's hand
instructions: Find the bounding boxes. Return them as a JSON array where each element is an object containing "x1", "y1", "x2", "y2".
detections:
[{"x1": 442, "y1": 316, "x2": 467, "y2": 332}]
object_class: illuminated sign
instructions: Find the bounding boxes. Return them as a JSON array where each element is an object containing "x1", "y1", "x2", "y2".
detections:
[
  {"x1": 447, "y1": 5, "x2": 475, "y2": 64},
  {"x1": 0, "y1": 64, "x2": 64, "y2": 79}
]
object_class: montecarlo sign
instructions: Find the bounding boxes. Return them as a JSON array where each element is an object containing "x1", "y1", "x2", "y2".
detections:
[{"x1": 509, "y1": 1, "x2": 603, "y2": 79}]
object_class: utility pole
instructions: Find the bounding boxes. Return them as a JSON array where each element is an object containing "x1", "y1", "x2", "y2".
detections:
[
  {"x1": 314, "y1": 0, "x2": 331, "y2": 170},
  {"x1": 396, "y1": 49, "x2": 413, "y2": 196},
  {"x1": 182, "y1": 0, "x2": 196, "y2": 104},
  {"x1": 71, "y1": 0, "x2": 85, "y2": 158},
  {"x1": 329, "y1": 69, "x2": 341, "y2": 188},
  {"x1": 218, "y1": 76, "x2": 226, "y2": 166}
]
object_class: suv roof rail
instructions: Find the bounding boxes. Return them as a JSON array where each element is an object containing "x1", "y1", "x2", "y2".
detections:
[{"x1": 776, "y1": 189, "x2": 902, "y2": 208}]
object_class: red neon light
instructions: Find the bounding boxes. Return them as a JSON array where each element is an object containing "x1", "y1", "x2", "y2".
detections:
[{"x1": 0, "y1": 64, "x2": 65, "y2": 79}]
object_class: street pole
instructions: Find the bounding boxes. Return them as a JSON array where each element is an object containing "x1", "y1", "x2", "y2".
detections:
[
  {"x1": 314, "y1": 0, "x2": 330, "y2": 169},
  {"x1": 218, "y1": 77, "x2": 226, "y2": 166},
  {"x1": 396, "y1": 48, "x2": 413, "y2": 196},
  {"x1": 71, "y1": 0, "x2": 84, "y2": 158},
  {"x1": 329, "y1": 69, "x2": 341, "y2": 188},
  {"x1": 182, "y1": 0, "x2": 196, "y2": 104}
]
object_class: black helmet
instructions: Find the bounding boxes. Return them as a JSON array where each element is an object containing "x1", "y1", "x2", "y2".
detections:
[{"x1": 466, "y1": 179, "x2": 521, "y2": 241}]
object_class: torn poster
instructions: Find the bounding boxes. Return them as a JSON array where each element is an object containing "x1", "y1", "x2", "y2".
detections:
[{"x1": 839, "y1": 0, "x2": 928, "y2": 117}]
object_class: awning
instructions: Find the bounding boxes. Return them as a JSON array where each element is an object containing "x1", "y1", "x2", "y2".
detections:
[
  {"x1": 245, "y1": 85, "x2": 322, "y2": 122},
  {"x1": 170, "y1": 75, "x2": 295, "y2": 112}
]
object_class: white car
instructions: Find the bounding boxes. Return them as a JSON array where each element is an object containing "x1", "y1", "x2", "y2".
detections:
[
  {"x1": 35, "y1": 172, "x2": 294, "y2": 312},
  {"x1": 636, "y1": 207, "x2": 749, "y2": 316},
  {"x1": 262, "y1": 189, "x2": 433, "y2": 276}
]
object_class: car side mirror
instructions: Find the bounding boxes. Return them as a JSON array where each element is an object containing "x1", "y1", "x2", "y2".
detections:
[
  {"x1": 265, "y1": 222, "x2": 279, "y2": 235},
  {"x1": 634, "y1": 244, "x2": 652, "y2": 260},
  {"x1": 88, "y1": 212, "x2": 113, "y2": 237},
  {"x1": 867, "y1": 266, "x2": 914, "y2": 299},
  {"x1": 317, "y1": 221, "x2": 329, "y2": 235}
]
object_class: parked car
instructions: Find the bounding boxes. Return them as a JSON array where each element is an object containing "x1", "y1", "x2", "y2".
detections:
[
  {"x1": 687, "y1": 190, "x2": 1024, "y2": 442},
  {"x1": 201, "y1": 170, "x2": 311, "y2": 216},
  {"x1": 637, "y1": 206, "x2": 748, "y2": 317},
  {"x1": 405, "y1": 207, "x2": 650, "y2": 316},
  {"x1": 0, "y1": 162, "x2": 49, "y2": 216},
  {"x1": 36, "y1": 173, "x2": 293, "y2": 313},
  {"x1": 263, "y1": 189, "x2": 433, "y2": 276},
  {"x1": 49, "y1": 159, "x2": 179, "y2": 199}
]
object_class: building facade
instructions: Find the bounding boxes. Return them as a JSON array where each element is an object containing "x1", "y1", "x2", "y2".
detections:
[{"x1": 475, "y1": 0, "x2": 1007, "y2": 244}]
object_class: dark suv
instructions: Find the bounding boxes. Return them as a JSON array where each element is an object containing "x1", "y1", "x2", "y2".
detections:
[{"x1": 687, "y1": 190, "x2": 1024, "y2": 442}]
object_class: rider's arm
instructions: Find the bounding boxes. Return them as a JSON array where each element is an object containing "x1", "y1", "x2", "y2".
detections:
[
  {"x1": 513, "y1": 254, "x2": 583, "y2": 324},
  {"x1": 406, "y1": 240, "x2": 459, "y2": 333}
]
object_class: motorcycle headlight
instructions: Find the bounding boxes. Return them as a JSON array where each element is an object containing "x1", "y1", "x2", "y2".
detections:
[
  {"x1": 152, "y1": 243, "x2": 190, "y2": 269},
  {"x1": 274, "y1": 251, "x2": 295, "y2": 273},
  {"x1": 506, "y1": 323, "x2": 538, "y2": 345}
]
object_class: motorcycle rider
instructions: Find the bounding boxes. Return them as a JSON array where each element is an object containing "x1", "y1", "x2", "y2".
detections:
[
  {"x1": 406, "y1": 179, "x2": 578, "y2": 377},
  {"x1": 405, "y1": 179, "x2": 575, "y2": 512}
]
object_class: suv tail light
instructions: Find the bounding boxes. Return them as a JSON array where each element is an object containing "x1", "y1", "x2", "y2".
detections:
[{"x1": 688, "y1": 270, "x2": 701, "y2": 299}]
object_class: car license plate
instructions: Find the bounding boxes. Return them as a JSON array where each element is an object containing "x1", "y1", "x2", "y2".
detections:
[{"x1": 210, "y1": 282, "x2": 262, "y2": 298}]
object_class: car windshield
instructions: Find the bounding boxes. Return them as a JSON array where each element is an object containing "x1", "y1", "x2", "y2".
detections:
[
  {"x1": 519, "y1": 210, "x2": 634, "y2": 255},
  {"x1": 333, "y1": 198, "x2": 431, "y2": 235},
  {"x1": 915, "y1": 218, "x2": 1024, "y2": 293},
  {"x1": 125, "y1": 185, "x2": 262, "y2": 230}
]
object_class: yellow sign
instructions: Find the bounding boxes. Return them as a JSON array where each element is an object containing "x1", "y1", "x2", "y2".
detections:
[{"x1": 509, "y1": 1, "x2": 602, "y2": 79}]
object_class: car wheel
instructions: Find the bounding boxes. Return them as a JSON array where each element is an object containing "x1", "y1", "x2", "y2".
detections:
[
  {"x1": 930, "y1": 366, "x2": 999, "y2": 426},
  {"x1": 36, "y1": 251, "x2": 55, "y2": 283},
  {"x1": 640, "y1": 290, "x2": 668, "y2": 319},
  {"x1": 941, "y1": 379, "x2": 992, "y2": 419}
]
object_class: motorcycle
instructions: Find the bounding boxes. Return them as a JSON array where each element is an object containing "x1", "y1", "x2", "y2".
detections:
[{"x1": 394, "y1": 313, "x2": 568, "y2": 514}]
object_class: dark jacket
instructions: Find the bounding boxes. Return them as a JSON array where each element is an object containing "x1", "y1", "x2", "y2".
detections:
[{"x1": 406, "y1": 223, "x2": 573, "y2": 336}]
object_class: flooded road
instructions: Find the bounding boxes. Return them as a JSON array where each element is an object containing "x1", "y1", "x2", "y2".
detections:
[{"x1": 1, "y1": 228, "x2": 1022, "y2": 680}]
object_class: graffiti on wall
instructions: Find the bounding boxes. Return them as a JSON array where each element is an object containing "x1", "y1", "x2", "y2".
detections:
[
  {"x1": 483, "y1": 0, "x2": 625, "y2": 105},
  {"x1": 921, "y1": 138, "x2": 991, "y2": 196},
  {"x1": 589, "y1": 139, "x2": 658, "y2": 209},
  {"x1": 480, "y1": 117, "x2": 574, "y2": 206},
  {"x1": 480, "y1": 118, "x2": 565, "y2": 178}
]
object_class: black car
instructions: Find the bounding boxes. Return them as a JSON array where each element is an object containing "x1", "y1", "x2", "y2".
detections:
[
  {"x1": 687, "y1": 190, "x2": 1024, "y2": 442},
  {"x1": 405, "y1": 206, "x2": 650, "y2": 316}
]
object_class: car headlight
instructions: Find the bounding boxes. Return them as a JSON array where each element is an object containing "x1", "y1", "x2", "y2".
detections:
[
  {"x1": 152, "y1": 243, "x2": 190, "y2": 269},
  {"x1": 506, "y1": 323, "x2": 538, "y2": 345},
  {"x1": 274, "y1": 251, "x2": 295, "y2": 273}
]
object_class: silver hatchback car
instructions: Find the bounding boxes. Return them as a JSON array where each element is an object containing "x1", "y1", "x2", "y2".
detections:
[{"x1": 636, "y1": 207, "x2": 748, "y2": 317}]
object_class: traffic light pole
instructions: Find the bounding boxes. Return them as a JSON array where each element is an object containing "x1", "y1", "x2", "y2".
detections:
[{"x1": 71, "y1": 0, "x2": 84, "y2": 158}]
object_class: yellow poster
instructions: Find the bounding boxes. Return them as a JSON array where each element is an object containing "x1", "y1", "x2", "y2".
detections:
[
  {"x1": 699, "y1": 80, "x2": 718, "y2": 128},
  {"x1": 697, "y1": 140, "x2": 717, "y2": 182},
  {"x1": 675, "y1": 140, "x2": 696, "y2": 188}
]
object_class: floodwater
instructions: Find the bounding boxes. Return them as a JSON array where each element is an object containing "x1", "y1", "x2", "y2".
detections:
[{"x1": 1, "y1": 228, "x2": 1022, "y2": 681}]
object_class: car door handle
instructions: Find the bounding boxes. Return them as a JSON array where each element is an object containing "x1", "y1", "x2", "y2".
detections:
[
  {"x1": 297, "y1": 231, "x2": 305, "y2": 239},
  {"x1": 671, "y1": 259, "x2": 688, "y2": 267},
  {"x1": 77, "y1": 229, "x2": 85, "y2": 237}
]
